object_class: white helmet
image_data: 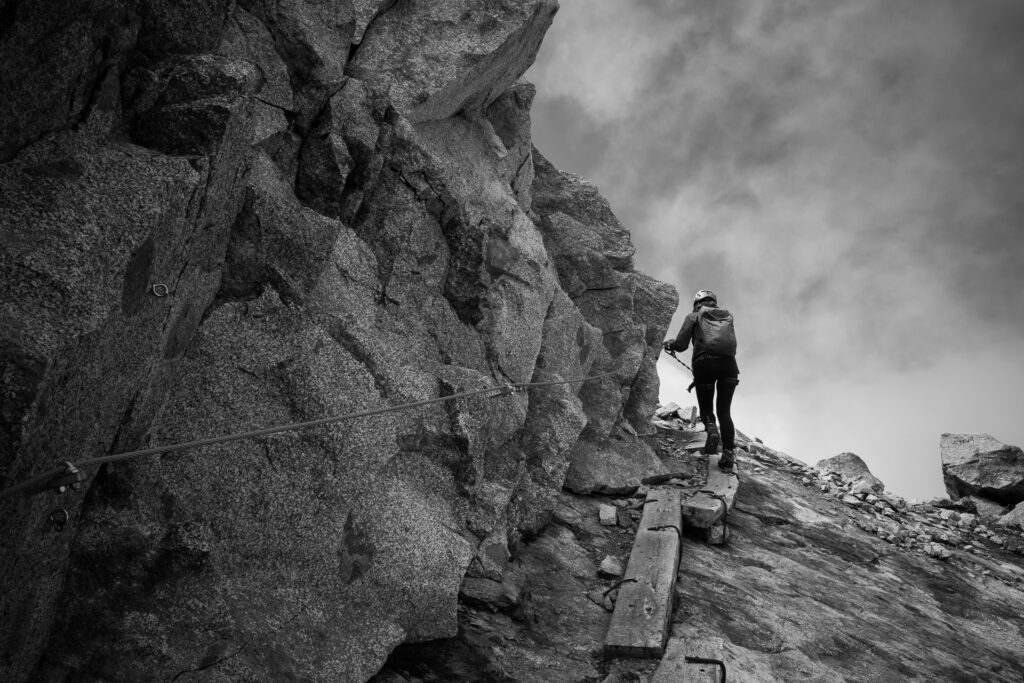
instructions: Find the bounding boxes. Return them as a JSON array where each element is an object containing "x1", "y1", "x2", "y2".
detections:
[{"x1": 693, "y1": 289, "x2": 717, "y2": 306}]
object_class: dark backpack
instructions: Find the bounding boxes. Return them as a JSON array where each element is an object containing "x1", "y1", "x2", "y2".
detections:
[{"x1": 696, "y1": 306, "x2": 737, "y2": 357}]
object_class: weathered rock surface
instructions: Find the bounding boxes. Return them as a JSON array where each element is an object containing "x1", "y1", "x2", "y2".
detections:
[
  {"x1": 0, "y1": 3, "x2": 676, "y2": 681},
  {"x1": 374, "y1": 425, "x2": 1024, "y2": 683},
  {"x1": 565, "y1": 437, "x2": 667, "y2": 495},
  {"x1": 349, "y1": 0, "x2": 558, "y2": 122},
  {"x1": 999, "y1": 502, "x2": 1024, "y2": 531},
  {"x1": 942, "y1": 433, "x2": 1024, "y2": 506}
]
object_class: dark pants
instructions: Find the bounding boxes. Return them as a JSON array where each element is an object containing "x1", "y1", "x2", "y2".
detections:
[{"x1": 693, "y1": 356, "x2": 739, "y2": 450}]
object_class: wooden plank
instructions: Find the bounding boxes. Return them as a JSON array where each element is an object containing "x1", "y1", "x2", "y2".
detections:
[
  {"x1": 706, "y1": 453, "x2": 739, "y2": 512},
  {"x1": 651, "y1": 637, "x2": 725, "y2": 683},
  {"x1": 681, "y1": 453, "x2": 739, "y2": 531},
  {"x1": 640, "y1": 488, "x2": 683, "y2": 530},
  {"x1": 680, "y1": 491, "x2": 724, "y2": 529},
  {"x1": 603, "y1": 488, "x2": 682, "y2": 658},
  {"x1": 683, "y1": 637, "x2": 725, "y2": 683},
  {"x1": 683, "y1": 433, "x2": 707, "y2": 453}
]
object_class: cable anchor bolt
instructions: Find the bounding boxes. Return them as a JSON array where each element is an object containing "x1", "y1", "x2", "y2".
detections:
[
  {"x1": 491, "y1": 383, "x2": 515, "y2": 398},
  {"x1": 48, "y1": 508, "x2": 69, "y2": 532},
  {"x1": 36, "y1": 462, "x2": 85, "y2": 495}
]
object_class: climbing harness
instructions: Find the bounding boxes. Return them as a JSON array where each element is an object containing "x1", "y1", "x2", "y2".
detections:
[{"x1": 0, "y1": 370, "x2": 618, "y2": 502}]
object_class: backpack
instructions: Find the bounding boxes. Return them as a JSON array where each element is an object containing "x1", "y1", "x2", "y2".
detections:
[{"x1": 696, "y1": 306, "x2": 737, "y2": 356}]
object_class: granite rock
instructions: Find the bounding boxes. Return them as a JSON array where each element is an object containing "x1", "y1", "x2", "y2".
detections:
[
  {"x1": 816, "y1": 452, "x2": 885, "y2": 493},
  {"x1": 942, "y1": 433, "x2": 1024, "y2": 506},
  {"x1": 0, "y1": 3, "x2": 676, "y2": 679}
]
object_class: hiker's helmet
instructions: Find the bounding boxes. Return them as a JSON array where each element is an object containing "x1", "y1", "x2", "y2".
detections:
[{"x1": 693, "y1": 289, "x2": 717, "y2": 307}]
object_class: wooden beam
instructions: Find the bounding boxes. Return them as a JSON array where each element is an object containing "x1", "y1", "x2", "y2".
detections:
[
  {"x1": 651, "y1": 637, "x2": 725, "y2": 683},
  {"x1": 706, "y1": 453, "x2": 739, "y2": 512},
  {"x1": 680, "y1": 453, "x2": 739, "y2": 531},
  {"x1": 680, "y1": 491, "x2": 724, "y2": 528},
  {"x1": 603, "y1": 488, "x2": 682, "y2": 658}
]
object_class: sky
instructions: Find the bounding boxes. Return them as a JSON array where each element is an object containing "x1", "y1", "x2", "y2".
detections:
[{"x1": 525, "y1": 0, "x2": 1024, "y2": 501}]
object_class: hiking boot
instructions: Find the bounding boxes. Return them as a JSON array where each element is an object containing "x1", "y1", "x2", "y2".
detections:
[
  {"x1": 703, "y1": 422, "x2": 720, "y2": 455},
  {"x1": 719, "y1": 449, "x2": 735, "y2": 470}
]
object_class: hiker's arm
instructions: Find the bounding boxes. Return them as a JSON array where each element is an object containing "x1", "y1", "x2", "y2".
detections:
[{"x1": 666, "y1": 313, "x2": 696, "y2": 352}]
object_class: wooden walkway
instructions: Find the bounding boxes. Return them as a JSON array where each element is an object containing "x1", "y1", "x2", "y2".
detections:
[
  {"x1": 603, "y1": 488, "x2": 682, "y2": 657},
  {"x1": 651, "y1": 637, "x2": 725, "y2": 682},
  {"x1": 680, "y1": 452, "x2": 739, "y2": 544},
  {"x1": 603, "y1": 451, "x2": 738, "y2": 675}
]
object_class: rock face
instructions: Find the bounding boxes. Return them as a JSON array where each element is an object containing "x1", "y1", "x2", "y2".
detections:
[
  {"x1": 0, "y1": 2, "x2": 676, "y2": 681},
  {"x1": 816, "y1": 452, "x2": 885, "y2": 493},
  {"x1": 942, "y1": 433, "x2": 1024, "y2": 506}
]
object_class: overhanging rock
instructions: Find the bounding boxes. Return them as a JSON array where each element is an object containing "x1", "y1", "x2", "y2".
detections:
[{"x1": 942, "y1": 433, "x2": 1024, "y2": 506}]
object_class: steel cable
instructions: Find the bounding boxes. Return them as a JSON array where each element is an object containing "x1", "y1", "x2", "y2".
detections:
[{"x1": 0, "y1": 370, "x2": 619, "y2": 501}]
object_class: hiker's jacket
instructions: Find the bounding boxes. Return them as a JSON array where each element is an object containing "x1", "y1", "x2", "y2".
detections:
[{"x1": 667, "y1": 305, "x2": 730, "y2": 362}]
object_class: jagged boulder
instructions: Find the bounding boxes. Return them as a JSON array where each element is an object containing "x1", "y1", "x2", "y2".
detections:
[
  {"x1": 942, "y1": 433, "x2": 1024, "y2": 506},
  {"x1": 349, "y1": 0, "x2": 558, "y2": 122},
  {"x1": 999, "y1": 502, "x2": 1024, "y2": 531},
  {"x1": 816, "y1": 452, "x2": 885, "y2": 492},
  {"x1": 564, "y1": 437, "x2": 667, "y2": 495},
  {"x1": 531, "y1": 148, "x2": 676, "y2": 466}
]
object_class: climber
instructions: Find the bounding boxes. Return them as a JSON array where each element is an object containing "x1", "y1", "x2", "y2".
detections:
[{"x1": 662, "y1": 289, "x2": 739, "y2": 469}]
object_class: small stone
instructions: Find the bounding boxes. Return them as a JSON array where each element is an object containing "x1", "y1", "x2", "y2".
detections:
[
  {"x1": 820, "y1": 484, "x2": 831, "y2": 493},
  {"x1": 598, "y1": 555, "x2": 624, "y2": 577},
  {"x1": 599, "y1": 504, "x2": 618, "y2": 526},
  {"x1": 850, "y1": 480, "x2": 878, "y2": 496},
  {"x1": 612, "y1": 499, "x2": 628, "y2": 508},
  {"x1": 801, "y1": 477, "x2": 813, "y2": 486},
  {"x1": 841, "y1": 494, "x2": 862, "y2": 507},
  {"x1": 865, "y1": 493, "x2": 880, "y2": 504},
  {"x1": 655, "y1": 403, "x2": 681, "y2": 419}
]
